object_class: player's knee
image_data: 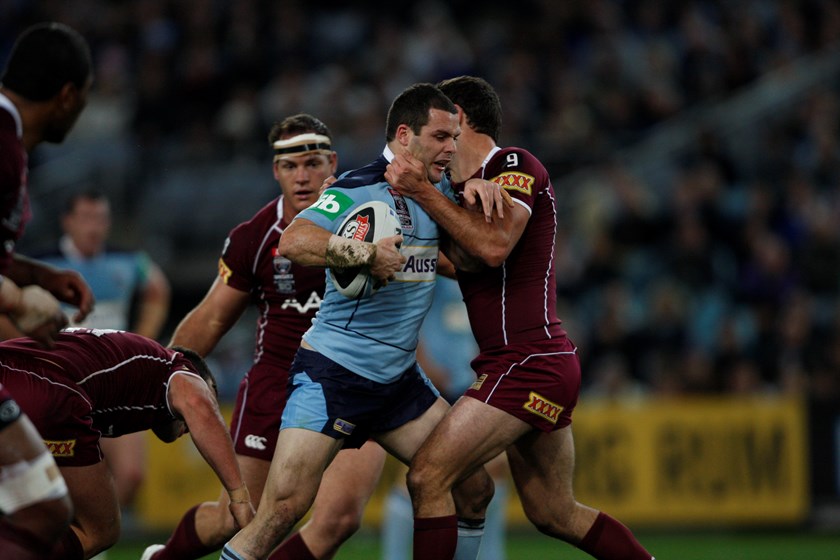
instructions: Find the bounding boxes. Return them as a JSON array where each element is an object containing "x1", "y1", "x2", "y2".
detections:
[
  {"x1": 263, "y1": 491, "x2": 312, "y2": 526},
  {"x1": 405, "y1": 460, "x2": 436, "y2": 502},
  {"x1": 453, "y1": 468, "x2": 495, "y2": 518},
  {"x1": 323, "y1": 510, "x2": 363, "y2": 544}
]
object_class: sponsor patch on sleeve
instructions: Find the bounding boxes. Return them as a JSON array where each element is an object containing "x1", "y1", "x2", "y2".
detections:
[
  {"x1": 44, "y1": 439, "x2": 76, "y2": 457},
  {"x1": 309, "y1": 190, "x2": 355, "y2": 220},
  {"x1": 492, "y1": 171, "x2": 535, "y2": 196},
  {"x1": 218, "y1": 258, "x2": 233, "y2": 284}
]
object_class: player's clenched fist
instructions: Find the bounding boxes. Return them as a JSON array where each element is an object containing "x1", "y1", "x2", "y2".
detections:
[{"x1": 0, "y1": 279, "x2": 68, "y2": 347}]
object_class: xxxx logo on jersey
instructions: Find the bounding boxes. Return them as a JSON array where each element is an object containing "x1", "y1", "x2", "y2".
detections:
[
  {"x1": 310, "y1": 190, "x2": 355, "y2": 220},
  {"x1": 492, "y1": 171, "x2": 534, "y2": 196},
  {"x1": 523, "y1": 391, "x2": 563, "y2": 425},
  {"x1": 44, "y1": 439, "x2": 76, "y2": 457}
]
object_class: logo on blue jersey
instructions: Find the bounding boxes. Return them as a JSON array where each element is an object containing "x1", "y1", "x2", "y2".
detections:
[
  {"x1": 395, "y1": 246, "x2": 437, "y2": 282},
  {"x1": 403, "y1": 254, "x2": 437, "y2": 274},
  {"x1": 310, "y1": 190, "x2": 355, "y2": 220},
  {"x1": 388, "y1": 188, "x2": 414, "y2": 231}
]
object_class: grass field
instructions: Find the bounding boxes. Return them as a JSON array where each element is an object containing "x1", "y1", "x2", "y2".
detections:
[{"x1": 106, "y1": 529, "x2": 840, "y2": 559}]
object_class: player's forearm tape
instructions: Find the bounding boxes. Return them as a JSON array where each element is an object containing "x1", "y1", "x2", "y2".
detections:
[
  {"x1": 228, "y1": 485, "x2": 250, "y2": 504},
  {"x1": 0, "y1": 451, "x2": 68, "y2": 513},
  {"x1": 325, "y1": 235, "x2": 377, "y2": 269}
]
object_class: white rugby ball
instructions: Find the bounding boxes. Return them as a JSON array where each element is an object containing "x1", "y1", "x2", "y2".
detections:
[{"x1": 330, "y1": 200, "x2": 402, "y2": 299}]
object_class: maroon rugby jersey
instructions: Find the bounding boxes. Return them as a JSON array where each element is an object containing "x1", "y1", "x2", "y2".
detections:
[
  {"x1": 0, "y1": 94, "x2": 31, "y2": 272},
  {"x1": 0, "y1": 328, "x2": 195, "y2": 436},
  {"x1": 218, "y1": 196, "x2": 325, "y2": 372},
  {"x1": 455, "y1": 147, "x2": 566, "y2": 351}
]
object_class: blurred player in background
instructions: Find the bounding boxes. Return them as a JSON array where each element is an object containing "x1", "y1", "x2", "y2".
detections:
[
  {"x1": 44, "y1": 189, "x2": 170, "y2": 337},
  {"x1": 0, "y1": 383, "x2": 73, "y2": 559},
  {"x1": 381, "y1": 276, "x2": 510, "y2": 560},
  {"x1": 143, "y1": 114, "x2": 386, "y2": 560},
  {"x1": 0, "y1": 21, "x2": 95, "y2": 346},
  {"x1": 386, "y1": 75, "x2": 654, "y2": 560},
  {"x1": 0, "y1": 328, "x2": 254, "y2": 560},
  {"x1": 25, "y1": 188, "x2": 171, "y2": 519}
]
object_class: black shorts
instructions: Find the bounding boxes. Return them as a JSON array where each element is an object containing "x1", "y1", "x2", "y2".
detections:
[{"x1": 281, "y1": 348, "x2": 440, "y2": 448}]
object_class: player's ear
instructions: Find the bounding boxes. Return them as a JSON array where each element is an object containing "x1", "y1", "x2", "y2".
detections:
[
  {"x1": 395, "y1": 123, "x2": 412, "y2": 148},
  {"x1": 56, "y1": 82, "x2": 81, "y2": 114},
  {"x1": 454, "y1": 104, "x2": 467, "y2": 126}
]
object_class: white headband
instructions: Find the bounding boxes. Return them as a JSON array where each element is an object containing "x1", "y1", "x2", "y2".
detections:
[{"x1": 272, "y1": 133, "x2": 332, "y2": 157}]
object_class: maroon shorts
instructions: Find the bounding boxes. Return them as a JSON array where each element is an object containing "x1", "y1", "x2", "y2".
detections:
[
  {"x1": 465, "y1": 337, "x2": 580, "y2": 431},
  {"x1": 0, "y1": 360, "x2": 101, "y2": 466},
  {"x1": 229, "y1": 362, "x2": 289, "y2": 460}
]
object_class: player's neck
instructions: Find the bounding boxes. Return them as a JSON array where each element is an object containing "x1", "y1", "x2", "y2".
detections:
[{"x1": 451, "y1": 129, "x2": 496, "y2": 183}]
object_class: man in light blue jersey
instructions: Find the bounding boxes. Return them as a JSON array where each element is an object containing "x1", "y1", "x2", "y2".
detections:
[
  {"x1": 43, "y1": 189, "x2": 171, "y2": 339},
  {"x1": 220, "y1": 83, "x2": 496, "y2": 560}
]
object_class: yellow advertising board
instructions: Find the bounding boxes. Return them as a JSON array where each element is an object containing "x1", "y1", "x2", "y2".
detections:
[
  {"x1": 568, "y1": 396, "x2": 809, "y2": 525},
  {"x1": 137, "y1": 396, "x2": 809, "y2": 529}
]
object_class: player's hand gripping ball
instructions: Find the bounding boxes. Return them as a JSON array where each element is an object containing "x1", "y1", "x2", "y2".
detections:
[{"x1": 330, "y1": 200, "x2": 401, "y2": 299}]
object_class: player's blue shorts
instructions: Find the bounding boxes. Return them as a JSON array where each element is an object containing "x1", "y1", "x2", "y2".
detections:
[{"x1": 281, "y1": 347, "x2": 440, "y2": 448}]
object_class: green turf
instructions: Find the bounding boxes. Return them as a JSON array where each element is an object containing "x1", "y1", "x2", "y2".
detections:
[{"x1": 106, "y1": 529, "x2": 840, "y2": 559}]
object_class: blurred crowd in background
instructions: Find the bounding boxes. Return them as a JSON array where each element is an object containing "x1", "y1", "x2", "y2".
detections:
[{"x1": 3, "y1": 0, "x2": 840, "y2": 402}]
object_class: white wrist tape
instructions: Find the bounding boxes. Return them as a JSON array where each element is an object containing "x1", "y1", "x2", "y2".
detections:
[
  {"x1": 0, "y1": 451, "x2": 68, "y2": 513},
  {"x1": 325, "y1": 235, "x2": 377, "y2": 269}
]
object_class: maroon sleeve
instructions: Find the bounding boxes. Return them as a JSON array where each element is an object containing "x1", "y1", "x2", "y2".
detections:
[
  {"x1": 484, "y1": 147, "x2": 550, "y2": 212},
  {"x1": 0, "y1": 111, "x2": 28, "y2": 272}
]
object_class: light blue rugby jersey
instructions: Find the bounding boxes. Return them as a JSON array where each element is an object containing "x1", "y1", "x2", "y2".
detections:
[
  {"x1": 295, "y1": 150, "x2": 453, "y2": 383},
  {"x1": 30, "y1": 236, "x2": 151, "y2": 330}
]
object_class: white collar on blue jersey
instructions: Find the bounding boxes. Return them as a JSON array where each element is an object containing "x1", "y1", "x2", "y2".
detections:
[{"x1": 383, "y1": 145, "x2": 395, "y2": 162}]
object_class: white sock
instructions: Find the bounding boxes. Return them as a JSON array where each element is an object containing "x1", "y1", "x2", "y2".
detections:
[{"x1": 455, "y1": 517, "x2": 485, "y2": 560}]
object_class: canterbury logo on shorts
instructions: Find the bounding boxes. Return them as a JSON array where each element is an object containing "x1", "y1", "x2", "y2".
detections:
[
  {"x1": 244, "y1": 435, "x2": 267, "y2": 450},
  {"x1": 523, "y1": 391, "x2": 564, "y2": 425}
]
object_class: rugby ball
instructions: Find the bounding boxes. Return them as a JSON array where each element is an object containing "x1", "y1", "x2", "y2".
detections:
[{"x1": 330, "y1": 200, "x2": 402, "y2": 299}]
